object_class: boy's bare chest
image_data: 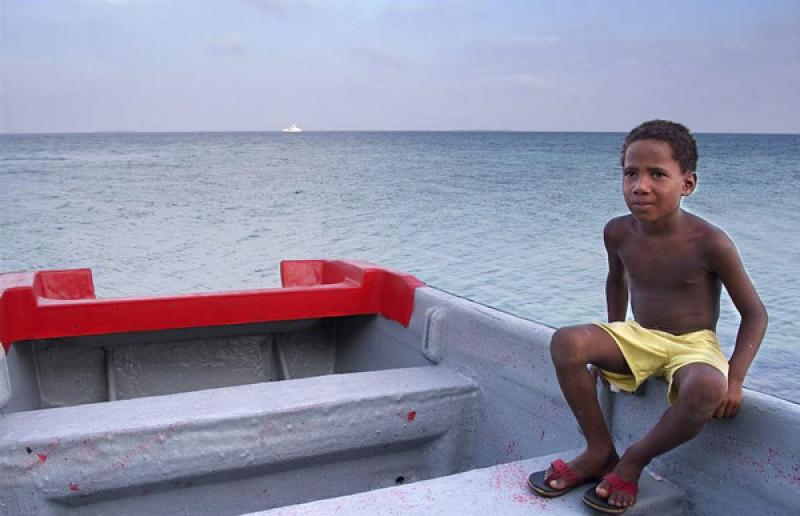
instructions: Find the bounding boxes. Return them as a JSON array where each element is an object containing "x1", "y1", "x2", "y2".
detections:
[{"x1": 618, "y1": 238, "x2": 712, "y2": 289}]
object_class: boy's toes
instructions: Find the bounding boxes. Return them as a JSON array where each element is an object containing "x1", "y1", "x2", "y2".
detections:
[
  {"x1": 584, "y1": 472, "x2": 638, "y2": 512},
  {"x1": 594, "y1": 476, "x2": 637, "y2": 506},
  {"x1": 594, "y1": 479, "x2": 610, "y2": 498},
  {"x1": 619, "y1": 494, "x2": 636, "y2": 507},
  {"x1": 544, "y1": 468, "x2": 567, "y2": 489},
  {"x1": 609, "y1": 491, "x2": 635, "y2": 507}
]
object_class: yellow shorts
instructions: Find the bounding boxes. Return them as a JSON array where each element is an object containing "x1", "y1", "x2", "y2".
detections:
[{"x1": 594, "y1": 320, "x2": 729, "y2": 404}]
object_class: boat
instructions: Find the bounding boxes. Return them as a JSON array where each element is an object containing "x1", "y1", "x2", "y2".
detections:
[
  {"x1": 0, "y1": 260, "x2": 797, "y2": 515},
  {"x1": 281, "y1": 123, "x2": 302, "y2": 133}
]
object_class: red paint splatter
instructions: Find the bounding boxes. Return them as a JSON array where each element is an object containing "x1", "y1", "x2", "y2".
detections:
[
  {"x1": 488, "y1": 462, "x2": 550, "y2": 510},
  {"x1": 407, "y1": 411, "x2": 416, "y2": 422},
  {"x1": 22, "y1": 439, "x2": 61, "y2": 471},
  {"x1": 69, "y1": 483, "x2": 80, "y2": 492}
]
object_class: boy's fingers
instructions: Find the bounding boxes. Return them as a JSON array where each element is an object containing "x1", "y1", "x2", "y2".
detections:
[
  {"x1": 720, "y1": 400, "x2": 740, "y2": 418},
  {"x1": 716, "y1": 400, "x2": 733, "y2": 418}
]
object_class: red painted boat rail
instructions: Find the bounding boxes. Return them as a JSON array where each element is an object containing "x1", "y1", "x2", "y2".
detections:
[{"x1": 0, "y1": 260, "x2": 424, "y2": 352}]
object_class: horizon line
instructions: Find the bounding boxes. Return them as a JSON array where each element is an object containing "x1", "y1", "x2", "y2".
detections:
[{"x1": 2, "y1": 128, "x2": 799, "y2": 136}]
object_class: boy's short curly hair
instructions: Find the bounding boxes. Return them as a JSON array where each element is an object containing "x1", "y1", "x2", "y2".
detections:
[{"x1": 621, "y1": 120, "x2": 698, "y2": 173}]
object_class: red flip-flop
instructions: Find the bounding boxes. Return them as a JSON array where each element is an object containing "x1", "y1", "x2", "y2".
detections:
[
  {"x1": 527, "y1": 459, "x2": 592, "y2": 497},
  {"x1": 582, "y1": 472, "x2": 639, "y2": 514}
]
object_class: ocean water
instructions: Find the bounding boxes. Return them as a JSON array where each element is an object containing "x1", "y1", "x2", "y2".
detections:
[{"x1": 1, "y1": 131, "x2": 798, "y2": 402}]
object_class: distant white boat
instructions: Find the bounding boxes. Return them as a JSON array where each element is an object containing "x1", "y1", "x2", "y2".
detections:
[{"x1": 282, "y1": 123, "x2": 302, "y2": 133}]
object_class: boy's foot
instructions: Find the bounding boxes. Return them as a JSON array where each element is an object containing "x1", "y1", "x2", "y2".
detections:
[
  {"x1": 528, "y1": 459, "x2": 586, "y2": 497},
  {"x1": 582, "y1": 466, "x2": 641, "y2": 514},
  {"x1": 528, "y1": 450, "x2": 618, "y2": 498}
]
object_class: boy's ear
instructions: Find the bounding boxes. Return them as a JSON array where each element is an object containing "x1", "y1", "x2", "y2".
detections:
[{"x1": 682, "y1": 172, "x2": 697, "y2": 196}]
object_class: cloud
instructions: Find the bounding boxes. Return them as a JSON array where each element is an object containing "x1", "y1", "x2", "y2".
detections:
[
  {"x1": 348, "y1": 47, "x2": 405, "y2": 75},
  {"x1": 243, "y1": 0, "x2": 318, "y2": 16},
  {"x1": 508, "y1": 35, "x2": 560, "y2": 47},
  {"x1": 209, "y1": 33, "x2": 248, "y2": 55},
  {"x1": 498, "y1": 73, "x2": 547, "y2": 87},
  {"x1": 80, "y1": 0, "x2": 136, "y2": 4}
]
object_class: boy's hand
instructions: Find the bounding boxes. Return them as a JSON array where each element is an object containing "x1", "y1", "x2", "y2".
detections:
[{"x1": 714, "y1": 380, "x2": 744, "y2": 418}]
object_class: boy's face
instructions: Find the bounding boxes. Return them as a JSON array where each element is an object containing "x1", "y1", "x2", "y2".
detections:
[{"x1": 622, "y1": 139, "x2": 696, "y2": 223}]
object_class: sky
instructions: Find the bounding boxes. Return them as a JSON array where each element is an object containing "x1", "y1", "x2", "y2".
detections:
[{"x1": 1, "y1": 0, "x2": 798, "y2": 133}]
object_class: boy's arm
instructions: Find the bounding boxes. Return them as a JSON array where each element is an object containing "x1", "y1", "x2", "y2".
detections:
[
  {"x1": 604, "y1": 221, "x2": 628, "y2": 322},
  {"x1": 709, "y1": 232, "x2": 768, "y2": 418}
]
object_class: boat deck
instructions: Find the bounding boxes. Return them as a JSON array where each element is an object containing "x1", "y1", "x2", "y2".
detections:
[{"x1": 249, "y1": 450, "x2": 689, "y2": 516}]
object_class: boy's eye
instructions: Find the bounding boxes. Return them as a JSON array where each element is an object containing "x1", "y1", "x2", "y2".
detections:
[{"x1": 623, "y1": 170, "x2": 636, "y2": 177}]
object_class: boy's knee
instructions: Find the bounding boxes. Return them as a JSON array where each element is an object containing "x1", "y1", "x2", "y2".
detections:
[
  {"x1": 677, "y1": 369, "x2": 727, "y2": 417},
  {"x1": 549, "y1": 326, "x2": 589, "y2": 366}
]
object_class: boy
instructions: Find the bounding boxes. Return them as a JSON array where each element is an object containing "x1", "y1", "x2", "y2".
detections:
[{"x1": 528, "y1": 120, "x2": 768, "y2": 514}]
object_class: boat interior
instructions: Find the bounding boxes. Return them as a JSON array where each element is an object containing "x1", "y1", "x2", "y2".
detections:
[{"x1": 0, "y1": 261, "x2": 797, "y2": 515}]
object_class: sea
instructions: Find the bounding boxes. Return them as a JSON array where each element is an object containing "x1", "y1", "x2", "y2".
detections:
[{"x1": 1, "y1": 131, "x2": 798, "y2": 402}]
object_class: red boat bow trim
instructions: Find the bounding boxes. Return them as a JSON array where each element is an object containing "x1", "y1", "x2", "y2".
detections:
[{"x1": 0, "y1": 260, "x2": 425, "y2": 352}]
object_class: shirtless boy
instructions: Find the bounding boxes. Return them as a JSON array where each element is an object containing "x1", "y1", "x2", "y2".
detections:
[{"x1": 528, "y1": 120, "x2": 768, "y2": 514}]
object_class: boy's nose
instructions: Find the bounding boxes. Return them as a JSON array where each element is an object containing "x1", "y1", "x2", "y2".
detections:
[{"x1": 633, "y1": 178, "x2": 651, "y2": 194}]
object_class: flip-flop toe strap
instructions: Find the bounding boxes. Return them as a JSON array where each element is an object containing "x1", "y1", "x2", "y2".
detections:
[
  {"x1": 603, "y1": 472, "x2": 638, "y2": 496},
  {"x1": 546, "y1": 459, "x2": 581, "y2": 487}
]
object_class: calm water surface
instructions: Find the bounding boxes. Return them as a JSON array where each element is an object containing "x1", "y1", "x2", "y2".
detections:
[{"x1": 1, "y1": 131, "x2": 798, "y2": 401}]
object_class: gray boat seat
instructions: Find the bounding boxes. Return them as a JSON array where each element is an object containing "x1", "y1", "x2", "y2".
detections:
[
  {"x1": 247, "y1": 449, "x2": 690, "y2": 516},
  {"x1": 0, "y1": 366, "x2": 478, "y2": 516}
]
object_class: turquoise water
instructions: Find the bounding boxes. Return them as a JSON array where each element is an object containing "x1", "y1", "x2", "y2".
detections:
[{"x1": 1, "y1": 131, "x2": 798, "y2": 401}]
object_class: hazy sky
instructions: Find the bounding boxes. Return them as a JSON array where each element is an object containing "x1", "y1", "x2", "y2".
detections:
[{"x1": 2, "y1": 0, "x2": 798, "y2": 133}]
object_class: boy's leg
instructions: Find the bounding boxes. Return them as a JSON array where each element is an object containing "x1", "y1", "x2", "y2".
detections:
[
  {"x1": 547, "y1": 324, "x2": 633, "y2": 488},
  {"x1": 596, "y1": 363, "x2": 727, "y2": 509}
]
